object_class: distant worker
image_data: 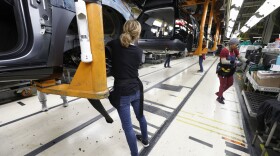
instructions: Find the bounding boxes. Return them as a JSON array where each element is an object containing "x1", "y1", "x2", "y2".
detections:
[
  {"x1": 198, "y1": 39, "x2": 206, "y2": 72},
  {"x1": 164, "y1": 48, "x2": 171, "y2": 68},
  {"x1": 106, "y1": 20, "x2": 149, "y2": 156},
  {"x1": 216, "y1": 38, "x2": 249, "y2": 104}
]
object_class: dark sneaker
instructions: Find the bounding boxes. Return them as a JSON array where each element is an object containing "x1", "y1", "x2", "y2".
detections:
[
  {"x1": 215, "y1": 92, "x2": 225, "y2": 100},
  {"x1": 216, "y1": 97, "x2": 225, "y2": 104},
  {"x1": 136, "y1": 135, "x2": 149, "y2": 147},
  {"x1": 105, "y1": 117, "x2": 114, "y2": 124}
]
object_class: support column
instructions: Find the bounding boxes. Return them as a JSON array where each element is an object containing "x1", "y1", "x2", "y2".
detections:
[
  {"x1": 262, "y1": 14, "x2": 274, "y2": 44},
  {"x1": 207, "y1": 0, "x2": 215, "y2": 49},
  {"x1": 194, "y1": 0, "x2": 210, "y2": 55},
  {"x1": 211, "y1": 22, "x2": 220, "y2": 51}
]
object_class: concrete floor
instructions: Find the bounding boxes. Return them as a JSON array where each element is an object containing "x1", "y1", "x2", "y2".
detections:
[{"x1": 0, "y1": 56, "x2": 251, "y2": 156}]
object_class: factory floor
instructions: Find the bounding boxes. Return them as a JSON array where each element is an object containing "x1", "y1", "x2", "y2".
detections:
[{"x1": 0, "y1": 56, "x2": 256, "y2": 156}]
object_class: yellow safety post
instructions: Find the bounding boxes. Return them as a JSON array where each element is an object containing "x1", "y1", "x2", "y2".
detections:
[
  {"x1": 36, "y1": 1, "x2": 109, "y2": 99},
  {"x1": 194, "y1": 0, "x2": 210, "y2": 55},
  {"x1": 205, "y1": 0, "x2": 215, "y2": 53},
  {"x1": 211, "y1": 22, "x2": 220, "y2": 51}
]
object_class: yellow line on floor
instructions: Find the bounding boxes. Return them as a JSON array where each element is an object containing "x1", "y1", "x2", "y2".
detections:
[
  {"x1": 177, "y1": 115, "x2": 245, "y2": 138},
  {"x1": 176, "y1": 119, "x2": 246, "y2": 143},
  {"x1": 181, "y1": 111, "x2": 243, "y2": 130}
]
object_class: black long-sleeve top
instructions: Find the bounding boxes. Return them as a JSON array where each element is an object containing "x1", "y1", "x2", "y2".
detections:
[{"x1": 106, "y1": 39, "x2": 143, "y2": 96}]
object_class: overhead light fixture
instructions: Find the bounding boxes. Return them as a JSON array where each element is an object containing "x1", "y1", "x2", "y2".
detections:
[
  {"x1": 240, "y1": 0, "x2": 280, "y2": 33},
  {"x1": 246, "y1": 15, "x2": 259, "y2": 28},
  {"x1": 226, "y1": 32, "x2": 231, "y2": 38},
  {"x1": 240, "y1": 26, "x2": 249, "y2": 33},
  {"x1": 257, "y1": 0, "x2": 280, "y2": 17},
  {"x1": 229, "y1": 8, "x2": 239, "y2": 21},
  {"x1": 228, "y1": 20, "x2": 235, "y2": 28},
  {"x1": 227, "y1": 0, "x2": 244, "y2": 38}
]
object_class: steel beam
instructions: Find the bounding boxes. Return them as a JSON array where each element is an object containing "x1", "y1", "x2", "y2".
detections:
[
  {"x1": 262, "y1": 14, "x2": 274, "y2": 44},
  {"x1": 206, "y1": 0, "x2": 215, "y2": 49},
  {"x1": 194, "y1": 0, "x2": 210, "y2": 55},
  {"x1": 211, "y1": 22, "x2": 220, "y2": 51}
]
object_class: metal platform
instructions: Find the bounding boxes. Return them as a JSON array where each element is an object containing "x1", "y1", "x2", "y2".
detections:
[
  {"x1": 246, "y1": 72, "x2": 280, "y2": 93},
  {"x1": 242, "y1": 91, "x2": 277, "y2": 117}
]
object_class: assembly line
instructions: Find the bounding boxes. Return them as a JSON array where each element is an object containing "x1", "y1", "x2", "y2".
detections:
[
  {"x1": 1, "y1": 56, "x2": 250, "y2": 156},
  {"x1": 1, "y1": 0, "x2": 280, "y2": 156}
]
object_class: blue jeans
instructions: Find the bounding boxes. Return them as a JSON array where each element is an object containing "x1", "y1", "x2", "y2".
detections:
[
  {"x1": 199, "y1": 56, "x2": 203, "y2": 72},
  {"x1": 117, "y1": 91, "x2": 148, "y2": 156},
  {"x1": 164, "y1": 57, "x2": 171, "y2": 67}
]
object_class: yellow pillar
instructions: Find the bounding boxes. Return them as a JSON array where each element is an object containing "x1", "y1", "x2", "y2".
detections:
[
  {"x1": 194, "y1": 0, "x2": 210, "y2": 55},
  {"x1": 67, "y1": 2, "x2": 108, "y2": 98},
  {"x1": 36, "y1": 1, "x2": 109, "y2": 99},
  {"x1": 206, "y1": 0, "x2": 215, "y2": 50},
  {"x1": 211, "y1": 22, "x2": 220, "y2": 51}
]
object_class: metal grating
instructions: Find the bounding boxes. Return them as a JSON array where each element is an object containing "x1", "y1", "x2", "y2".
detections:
[{"x1": 243, "y1": 91, "x2": 277, "y2": 116}]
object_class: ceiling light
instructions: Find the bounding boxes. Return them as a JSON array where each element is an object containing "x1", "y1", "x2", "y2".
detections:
[
  {"x1": 246, "y1": 15, "x2": 259, "y2": 28},
  {"x1": 240, "y1": 26, "x2": 249, "y2": 33},
  {"x1": 228, "y1": 20, "x2": 235, "y2": 28},
  {"x1": 257, "y1": 0, "x2": 280, "y2": 17},
  {"x1": 227, "y1": 0, "x2": 244, "y2": 39},
  {"x1": 229, "y1": 8, "x2": 239, "y2": 21},
  {"x1": 240, "y1": 0, "x2": 280, "y2": 33},
  {"x1": 226, "y1": 32, "x2": 231, "y2": 38}
]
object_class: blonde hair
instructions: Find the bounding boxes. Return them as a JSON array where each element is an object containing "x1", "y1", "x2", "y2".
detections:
[{"x1": 120, "y1": 20, "x2": 141, "y2": 48}]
